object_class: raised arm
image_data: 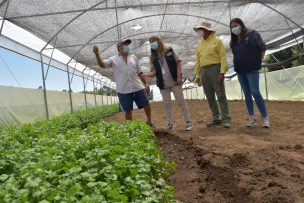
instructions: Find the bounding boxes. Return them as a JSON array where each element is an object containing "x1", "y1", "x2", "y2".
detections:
[{"x1": 93, "y1": 45, "x2": 106, "y2": 68}]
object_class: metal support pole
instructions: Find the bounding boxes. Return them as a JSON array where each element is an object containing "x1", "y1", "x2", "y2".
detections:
[
  {"x1": 263, "y1": 67, "x2": 269, "y2": 101},
  {"x1": 110, "y1": 89, "x2": 113, "y2": 105},
  {"x1": 44, "y1": 37, "x2": 58, "y2": 80},
  {"x1": 38, "y1": 34, "x2": 56, "y2": 120},
  {"x1": 100, "y1": 82, "x2": 104, "y2": 106},
  {"x1": 190, "y1": 87, "x2": 193, "y2": 100},
  {"x1": 66, "y1": 65, "x2": 74, "y2": 113},
  {"x1": 40, "y1": 54, "x2": 49, "y2": 120},
  {"x1": 106, "y1": 83, "x2": 109, "y2": 105},
  {"x1": 228, "y1": 0, "x2": 232, "y2": 22},
  {"x1": 82, "y1": 70, "x2": 88, "y2": 110},
  {"x1": 185, "y1": 87, "x2": 188, "y2": 100},
  {"x1": 92, "y1": 78, "x2": 97, "y2": 107},
  {"x1": 111, "y1": 85, "x2": 114, "y2": 104},
  {"x1": 109, "y1": 84, "x2": 113, "y2": 105},
  {"x1": 114, "y1": 0, "x2": 121, "y2": 40}
]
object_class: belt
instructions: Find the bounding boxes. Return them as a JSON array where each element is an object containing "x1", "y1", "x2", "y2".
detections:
[{"x1": 201, "y1": 63, "x2": 220, "y2": 68}]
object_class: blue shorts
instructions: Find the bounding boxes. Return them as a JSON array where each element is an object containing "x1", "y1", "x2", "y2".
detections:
[{"x1": 118, "y1": 89, "x2": 149, "y2": 112}]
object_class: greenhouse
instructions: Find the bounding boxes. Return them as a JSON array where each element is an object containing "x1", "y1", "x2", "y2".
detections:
[{"x1": 1, "y1": 0, "x2": 304, "y2": 202}]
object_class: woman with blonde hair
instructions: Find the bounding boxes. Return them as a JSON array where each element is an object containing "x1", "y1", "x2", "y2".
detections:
[{"x1": 146, "y1": 36, "x2": 192, "y2": 131}]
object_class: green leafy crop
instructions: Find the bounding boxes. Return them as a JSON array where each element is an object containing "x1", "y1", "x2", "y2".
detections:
[{"x1": 0, "y1": 105, "x2": 175, "y2": 202}]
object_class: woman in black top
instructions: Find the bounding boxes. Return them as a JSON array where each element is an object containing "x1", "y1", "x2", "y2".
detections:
[{"x1": 230, "y1": 18, "x2": 269, "y2": 128}]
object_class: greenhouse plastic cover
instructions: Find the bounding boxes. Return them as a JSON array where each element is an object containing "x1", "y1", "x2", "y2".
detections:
[
  {"x1": 1, "y1": 0, "x2": 304, "y2": 84},
  {"x1": 1, "y1": 65, "x2": 304, "y2": 125}
]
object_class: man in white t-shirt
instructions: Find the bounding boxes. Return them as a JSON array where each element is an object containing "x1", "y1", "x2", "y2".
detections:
[{"x1": 93, "y1": 39, "x2": 152, "y2": 125}]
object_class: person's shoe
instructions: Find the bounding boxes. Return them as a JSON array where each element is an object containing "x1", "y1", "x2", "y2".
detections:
[
  {"x1": 206, "y1": 119, "x2": 222, "y2": 127},
  {"x1": 246, "y1": 116, "x2": 256, "y2": 127},
  {"x1": 185, "y1": 121, "x2": 193, "y2": 131},
  {"x1": 222, "y1": 120, "x2": 230, "y2": 128},
  {"x1": 167, "y1": 123, "x2": 174, "y2": 130},
  {"x1": 146, "y1": 121, "x2": 156, "y2": 129},
  {"x1": 262, "y1": 117, "x2": 270, "y2": 128}
]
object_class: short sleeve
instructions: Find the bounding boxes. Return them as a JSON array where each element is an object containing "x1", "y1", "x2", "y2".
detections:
[
  {"x1": 103, "y1": 58, "x2": 112, "y2": 68},
  {"x1": 133, "y1": 55, "x2": 143, "y2": 73}
]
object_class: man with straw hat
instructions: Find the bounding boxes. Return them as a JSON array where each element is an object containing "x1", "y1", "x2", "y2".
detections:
[{"x1": 193, "y1": 22, "x2": 231, "y2": 128}]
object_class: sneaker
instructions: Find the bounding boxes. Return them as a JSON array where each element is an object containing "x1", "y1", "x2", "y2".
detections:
[
  {"x1": 262, "y1": 117, "x2": 270, "y2": 128},
  {"x1": 146, "y1": 121, "x2": 156, "y2": 129},
  {"x1": 222, "y1": 121, "x2": 230, "y2": 128},
  {"x1": 167, "y1": 123, "x2": 174, "y2": 130},
  {"x1": 206, "y1": 119, "x2": 222, "y2": 127},
  {"x1": 185, "y1": 121, "x2": 192, "y2": 131},
  {"x1": 246, "y1": 116, "x2": 256, "y2": 127}
]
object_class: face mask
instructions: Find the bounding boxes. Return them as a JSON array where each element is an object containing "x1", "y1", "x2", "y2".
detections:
[
  {"x1": 150, "y1": 42, "x2": 158, "y2": 50},
  {"x1": 196, "y1": 30, "x2": 204, "y2": 38},
  {"x1": 123, "y1": 45, "x2": 129, "y2": 54},
  {"x1": 231, "y1": 25, "x2": 241, "y2": 35}
]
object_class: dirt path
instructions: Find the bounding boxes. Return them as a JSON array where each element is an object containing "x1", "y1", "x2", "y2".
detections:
[{"x1": 105, "y1": 100, "x2": 304, "y2": 203}]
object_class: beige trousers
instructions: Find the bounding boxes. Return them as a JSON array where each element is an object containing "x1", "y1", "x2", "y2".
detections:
[{"x1": 160, "y1": 85, "x2": 191, "y2": 125}]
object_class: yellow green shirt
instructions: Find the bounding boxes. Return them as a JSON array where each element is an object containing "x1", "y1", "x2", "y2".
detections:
[{"x1": 195, "y1": 33, "x2": 228, "y2": 79}]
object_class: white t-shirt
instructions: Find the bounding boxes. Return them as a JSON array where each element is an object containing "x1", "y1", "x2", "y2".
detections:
[{"x1": 103, "y1": 54, "x2": 145, "y2": 94}]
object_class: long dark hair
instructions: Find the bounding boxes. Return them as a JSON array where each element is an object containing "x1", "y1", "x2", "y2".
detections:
[{"x1": 229, "y1": 18, "x2": 248, "y2": 48}]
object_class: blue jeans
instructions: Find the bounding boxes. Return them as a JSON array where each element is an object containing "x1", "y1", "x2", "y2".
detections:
[{"x1": 237, "y1": 71, "x2": 268, "y2": 118}]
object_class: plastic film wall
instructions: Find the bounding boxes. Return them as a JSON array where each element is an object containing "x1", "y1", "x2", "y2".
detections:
[
  {"x1": 153, "y1": 65, "x2": 304, "y2": 102},
  {"x1": 0, "y1": 86, "x2": 118, "y2": 125}
]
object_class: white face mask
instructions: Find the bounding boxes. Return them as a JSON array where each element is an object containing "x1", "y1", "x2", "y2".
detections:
[
  {"x1": 231, "y1": 25, "x2": 241, "y2": 35},
  {"x1": 196, "y1": 30, "x2": 204, "y2": 38},
  {"x1": 150, "y1": 42, "x2": 158, "y2": 50}
]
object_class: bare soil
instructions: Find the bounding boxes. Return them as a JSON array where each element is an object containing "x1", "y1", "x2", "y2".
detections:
[{"x1": 105, "y1": 100, "x2": 304, "y2": 203}]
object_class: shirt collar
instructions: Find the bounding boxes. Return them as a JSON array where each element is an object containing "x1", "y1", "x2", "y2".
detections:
[{"x1": 204, "y1": 33, "x2": 215, "y2": 41}]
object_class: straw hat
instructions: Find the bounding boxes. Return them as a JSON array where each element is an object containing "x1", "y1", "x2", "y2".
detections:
[{"x1": 193, "y1": 22, "x2": 215, "y2": 32}]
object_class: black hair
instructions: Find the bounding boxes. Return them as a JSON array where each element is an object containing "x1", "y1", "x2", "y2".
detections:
[{"x1": 229, "y1": 18, "x2": 248, "y2": 48}]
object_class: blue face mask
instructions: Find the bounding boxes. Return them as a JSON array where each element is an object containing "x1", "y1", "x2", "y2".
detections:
[
  {"x1": 231, "y1": 25, "x2": 241, "y2": 35},
  {"x1": 123, "y1": 45, "x2": 130, "y2": 54},
  {"x1": 150, "y1": 42, "x2": 158, "y2": 50}
]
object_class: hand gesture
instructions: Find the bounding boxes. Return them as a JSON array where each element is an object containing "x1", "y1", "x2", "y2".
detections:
[
  {"x1": 218, "y1": 73, "x2": 225, "y2": 84},
  {"x1": 195, "y1": 77, "x2": 201, "y2": 86},
  {"x1": 93, "y1": 45, "x2": 99, "y2": 54},
  {"x1": 139, "y1": 73, "x2": 147, "y2": 81}
]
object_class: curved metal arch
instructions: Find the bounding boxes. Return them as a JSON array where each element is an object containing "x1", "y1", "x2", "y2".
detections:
[
  {"x1": 0, "y1": 0, "x2": 9, "y2": 9},
  {"x1": 68, "y1": 13, "x2": 229, "y2": 64},
  {"x1": 100, "y1": 40, "x2": 197, "y2": 63},
  {"x1": 70, "y1": 3, "x2": 304, "y2": 65},
  {"x1": 0, "y1": 0, "x2": 9, "y2": 35},
  {"x1": 259, "y1": 3, "x2": 304, "y2": 32},
  {"x1": 8, "y1": 1, "x2": 227, "y2": 19},
  {"x1": 98, "y1": 30, "x2": 198, "y2": 55},
  {"x1": 40, "y1": 0, "x2": 108, "y2": 52},
  {"x1": 127, "y1": 41, "x2": 194, "y2": 55},
  {"x1": 47, "y1": 30, "x2": 197, "y2": 50}
]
